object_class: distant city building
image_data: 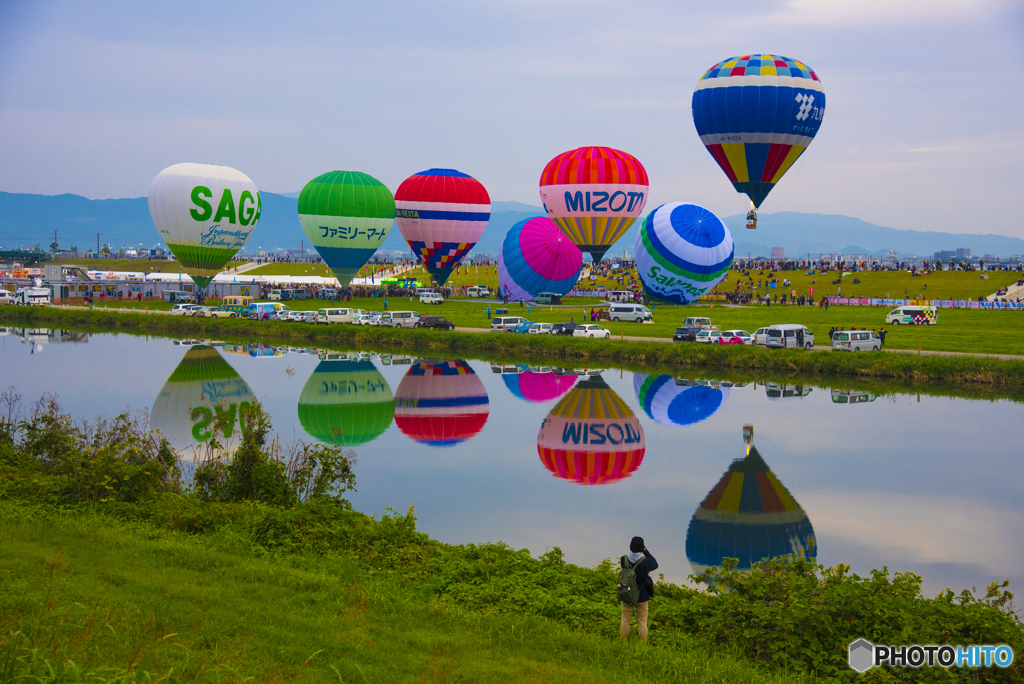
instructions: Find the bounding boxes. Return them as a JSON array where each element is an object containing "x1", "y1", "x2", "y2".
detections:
[
  {"x1": 771, "y1": 245, "x2": 785, "y2": 259},
  {"x1": 934, "y1": 249, "x2": 956, "y2": 261},
  {"x1": 956, "y1": 247, "x2": 971, "y2": 259}
]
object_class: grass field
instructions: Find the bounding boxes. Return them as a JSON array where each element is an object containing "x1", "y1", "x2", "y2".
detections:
[{"x1": 0, "y1": 500, "x2": 800, "y2": 683}]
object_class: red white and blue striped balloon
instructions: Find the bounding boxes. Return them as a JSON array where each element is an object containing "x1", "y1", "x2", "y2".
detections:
[
  {"x1": 498, "y1": 217, "x2": 583, "y2": 302},
  {"x1": 395, "y1": 169, "x2": 490, "y2": 286}
]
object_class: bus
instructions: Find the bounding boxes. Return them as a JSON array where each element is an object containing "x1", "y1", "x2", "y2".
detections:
[{"x1": 222, "y1": 295, "x2": 254, "y2": 315}]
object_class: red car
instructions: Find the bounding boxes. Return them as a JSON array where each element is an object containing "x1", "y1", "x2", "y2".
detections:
[{"x1": 718, "y1": 330, "x2": 753, "y2": 345}]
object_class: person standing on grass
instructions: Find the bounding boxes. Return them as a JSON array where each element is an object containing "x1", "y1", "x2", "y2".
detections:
[{"x1": 619, "y1": 536, "x2": 658, "y2": 643}]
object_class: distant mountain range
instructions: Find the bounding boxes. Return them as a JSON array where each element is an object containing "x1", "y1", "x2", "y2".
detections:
[{"x1": 2, "y1": 191, "x2": 1022, "y2": 260}]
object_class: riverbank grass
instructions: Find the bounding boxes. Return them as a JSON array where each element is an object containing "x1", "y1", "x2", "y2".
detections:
[{"x1": 0, "y1": 501, "x2": 797, "y2": 683}]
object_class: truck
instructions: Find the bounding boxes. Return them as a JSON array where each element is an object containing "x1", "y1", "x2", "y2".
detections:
[{"x1": 15, "y1": 287, "x2": 50, "y2": 306}]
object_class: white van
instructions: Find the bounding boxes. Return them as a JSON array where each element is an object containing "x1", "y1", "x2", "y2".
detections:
[
  {"x1": 682, "y1": 317, "x2": 712, "y2": 329},
  {"x1": 609, "y1": 304, "x2": 652, "y2": 322},
  {"x1": 419, "y1": 292, "x2": 444, "y2": 305},
  {"x1": 491, "y1": 316, "x2": 528, "y2": 332},
  {"x1": 380, "y1": 311, "x2": 420, "y2": 328},
  {"x1": 466, "y1": 286, "x2": 490, "y2": 298},
  {"x1": 886, "y1": 306, "x2": 936, "y2": 325},
  {"x1": 606, "y1": 290, "x2": 633, "y2": 303},
  {"x1": 764, "y1": 324, "x2": 815, "y2": 350},
  {"x1": 316, "y1": 308, "x2": 366, "y2": 325},
  {"x1": 832, "y1": 329, "x2": 881, "y2": 352},
  {"x1": 414, "y1": 288, "x2": 435, "y2": 296},
  {"x1": 0, "y1": 290, "x2": 15, "y2": 305}
]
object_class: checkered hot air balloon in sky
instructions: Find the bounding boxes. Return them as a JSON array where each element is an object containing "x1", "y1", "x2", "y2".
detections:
[
  {"x1": 394, "y1": 360, "x2": 489, "y2": 447},
  {"x1": 537, "y1": 375, "x2": 645, "y2": 485},
  {"x1": 149, "y1": 163, "x2": 260, "y2": 290},
  {"x1": 497, "y1": 217, "x2": 583, "y2": 302},
  {"x1": 632, "y1": 375, "x2": 729, "y2": 427},
  {"x1": 635, "y1": 202, "x2": 734, "y2": 304},
  {"x1": 685, "y1": 445, "x2": 816, "y2": 575},
  {"x1": 297, "y1": 171, "x2": 395, "y2": 287},
  {"x1": 538, "y1": 147, "x2": 648, "y2": 263},
  {"x1": 692, "y1": 54, "x2": 825, "y2": 212},
  {"x1": 395, "y1": 169, "x2": 490, "y2": 287},
  {"x1": 297, "y1": 360, "x2": 395, "y2": 447},
  {"x1": 150, "y1": 345, "x2": 254, "y2": 458}
]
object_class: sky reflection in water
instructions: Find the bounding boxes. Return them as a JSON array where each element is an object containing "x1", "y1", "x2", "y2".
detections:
[{"x1": 1, "y1": 328, "x2": 1021, "y2": 596}]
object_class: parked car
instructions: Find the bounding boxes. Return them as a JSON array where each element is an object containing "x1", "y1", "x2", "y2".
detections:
[
  {"x1": 764, "y1": 324, "x2": 815, "y2": 350},
  {"x1": 202, "y1": 306, "x2": 238, "y2": 319},
  {"x1": 491, "y1": 316, "x2": 528, "y2": 332},
  {"x1": 291, "y1": 289, "x2": 314, "y2": 300},
  {"x1": 0, "y1": 291, "x2": 15, "y2": 305},
  {"x1": 317, "y1": 288, "x2": 338, "y2": 300},
  {"x1": 527, "y1": 322, "x2": 554, "y2": 334},
  {"x1": 169, "y1": 303, "x2": 198, "y2": 316},
  {"x1": 573, "y1": 324, "x2": 610, "y2": 339},
  {"x1": 315, "y1": 308, "x2": 365, "y2": 325},
  {"x1": 351, "y1": 313, "x2": 374, "y2": 325},
  {"x1": 551, "y1": 322, "x2": 578, "y2": 336},
  {"x1": 509, "y1": 321, "x2": 534, "y2": 334},
  {"x1": 283, "y1": 311, "x2": 308, "y2": 322},
  {"x1": 533, "y1": 293, "x2": 562, "y2": 305},
  {"x1": 267, "y1": 289, "x2": 291, "y2": 301},
  {"x1": 419, "y1": 292, "x2": 444, "y2": 305},
  {"x1": 609, "y1": 303, "x2": 652, "y2": 322},
  {"x1": 832, "y1": 329, "x2": 881, "y2": 352},
  {"x1": 184, "y1": 306, "x2": 210, "y2": 317},
  {"x1": 466, "y1": 286, "x2": 490, "y2": 298},
  {"x1": 695, "y1": 330, "x2": 722, "y2": 343},
  {"x1": 673, "y1": 326, "x2": 701, "y2": 342},
  {"x1": 379, "y1": 311, "x2": 421, "y2": 328},
  {"x1": 718, "y1": 330, "x2": 752, "y2": 345},
  {"x1": 416, "y1": 316, "x2": 455, "y2": 330},
  {"x1": 752, "y1": 327, "x2": 771, "y2": 346},
  {"x1": 299, "y1": 312, "x2": 317, "y2": 323},
  {"x1": 682, "y1": 316, "x2": 712, "y2": 329}
]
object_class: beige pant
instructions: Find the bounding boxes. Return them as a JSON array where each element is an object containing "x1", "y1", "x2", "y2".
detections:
[{"x1": 620, "y1": 601, "x2": 649, "y2": 642}]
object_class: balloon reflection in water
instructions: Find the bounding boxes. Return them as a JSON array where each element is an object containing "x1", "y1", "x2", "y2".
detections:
[
  {"x1": 632, "y1": 374, "x2": 728, "y2": 426},
  {"x1": 150, "y1": 345, "x2": 255, "y2": 457},
  {"x1": 298, "y1": 359, "x2": 395, "y2": 446},
  {"x1": 502, "y1": 369, "x2": 578, "y2": 404},
  {"x1": 395, "y1": 360, "x2": 489, "y2": 446},
  {"x1": 686, "y1": 445, "x2": 816, "y2": 575},
  {"x1": 537, "y1": 375, "x2": 645, "y2": 484}
]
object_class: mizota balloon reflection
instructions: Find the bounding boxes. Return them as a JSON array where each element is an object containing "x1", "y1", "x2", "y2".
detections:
[
  {"x1": 686, "y1": 426, "x2": 816, "y2": 575},
  {"x1": 632, "y1": 375, "x2": 729, "y2": 426},
  {"x1": 148, "y1": 163, "x2": 260, "y2": 289},
  {"x1": 149, "y1": 345, "x2": 255, "y2": 458},
  {"x1": 297, "y1": 357, "x2": 395, "y2": 446},
  {"x1": 537, "y1": 374, "x2": 645, "y2": 485},
  {"x1": 538, "y1": 146, "x2": 648, "y2": 263},
  {"x1": 394, "y1": 359, "x2": 490, "y2": 447},
  {"x1": 395, "y1": 169, "x2": 490, "y2": 287}
]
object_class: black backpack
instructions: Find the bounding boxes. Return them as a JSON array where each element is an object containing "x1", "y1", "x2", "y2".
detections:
[{"x1": 617, "y1": 556, "x2": 644, "y2": 605}]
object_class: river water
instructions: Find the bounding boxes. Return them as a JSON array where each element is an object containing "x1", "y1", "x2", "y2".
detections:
[{"x1": 2, "y1": 327, "x2": 1021, "y2": 596}]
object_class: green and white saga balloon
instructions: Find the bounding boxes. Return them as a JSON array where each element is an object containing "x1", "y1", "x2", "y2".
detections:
[
  {"x1": 298, "y1": 359, "x2": 395, "y2": 446},
  {"x1": 149, "y1": 163, "x2": 260, "y2": 289},
  {"x1": 298, "y1": 171, "x2": 395, "y2": 286}
]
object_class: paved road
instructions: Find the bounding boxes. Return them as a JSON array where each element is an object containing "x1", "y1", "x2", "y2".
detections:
[{"x1": 36, "y1": 305, "x2": 1024, "y2": 361}]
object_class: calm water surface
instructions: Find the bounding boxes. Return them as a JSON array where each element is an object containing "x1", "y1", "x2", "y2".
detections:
[{"x1": 2, "y1": 328, "x2": 1021, "y2": 595}]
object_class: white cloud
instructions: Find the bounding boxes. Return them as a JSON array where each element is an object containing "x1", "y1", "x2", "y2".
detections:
[{"x1": 773, "y1": 0, "x2": 1008, "y2": 25}]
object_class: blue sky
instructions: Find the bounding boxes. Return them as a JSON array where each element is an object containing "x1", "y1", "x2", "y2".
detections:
[{"x1": 0, "y1": 0, "x2": 1021, "y2": 236}]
